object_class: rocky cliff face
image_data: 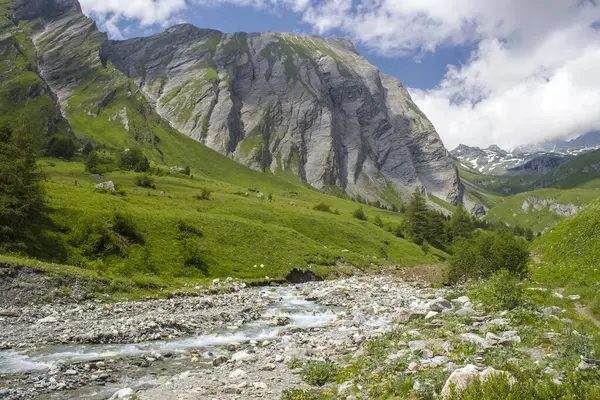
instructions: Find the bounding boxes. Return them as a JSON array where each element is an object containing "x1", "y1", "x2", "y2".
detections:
[{"x1": 12, "y1": 0, "x2": 463, "y2": 205}]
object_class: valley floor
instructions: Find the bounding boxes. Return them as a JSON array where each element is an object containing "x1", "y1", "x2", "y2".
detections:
[{"x1": 1, "y1": 273, "x2": 599, "y2": 399}]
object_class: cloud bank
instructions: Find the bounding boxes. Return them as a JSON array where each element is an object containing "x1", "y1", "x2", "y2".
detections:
[{"x1": 79, "y1": 0, "x2": 600, "y2": 149}]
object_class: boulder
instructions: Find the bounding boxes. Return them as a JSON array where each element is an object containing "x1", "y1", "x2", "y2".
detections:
[
  {"x1": 441, "y1": 364, "x2": 515, "y2": 397},
  {"x1": 95, "y1": 181, "x2": 116, "y2": 191},
  {"x1": 109, "y1": 388, "x2": 135, "y2": 400}
]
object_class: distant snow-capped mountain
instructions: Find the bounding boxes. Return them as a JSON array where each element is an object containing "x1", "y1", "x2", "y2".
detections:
[{"x1": 452, "y1": 131, "x2": 600, "y2": 176}]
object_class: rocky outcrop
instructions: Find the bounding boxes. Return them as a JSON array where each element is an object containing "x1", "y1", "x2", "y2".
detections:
[
  {"x1": 520, "y1": 196, "x2": 578, "y2": 217},
  {"x1": 12, "y1": 0, "x2": 463, "y2": 205}
]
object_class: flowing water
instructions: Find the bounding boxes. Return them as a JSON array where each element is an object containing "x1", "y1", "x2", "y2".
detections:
[{"x1": 0, "y1": 286, "x2": 342, "y2": 398}]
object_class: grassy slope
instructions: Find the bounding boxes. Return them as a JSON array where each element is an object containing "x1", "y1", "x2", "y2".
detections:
[
  {"x1": 532, "y1": 198, "x2": 600, "y2": 315},
  {"x1": 484, "y1": 187, "x2": 600, "y2": 232}
]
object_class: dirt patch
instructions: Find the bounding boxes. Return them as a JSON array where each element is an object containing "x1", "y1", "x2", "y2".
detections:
[{"x1": 392, "y1": 264, "x2": 450, "y2": 285}]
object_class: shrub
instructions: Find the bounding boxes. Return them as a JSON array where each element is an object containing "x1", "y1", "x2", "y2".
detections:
[
  {"x1": 471, "y1": 269, "x2": 526, "y2": 311},
  {"x1": 134, "y1": 173, "x2": 155, "y2": 189},
  {"x1": 393, "y1": 224, "x2": 404, "y2": 238},
  {"x1": 117, "y1": 148, "x2": 149, "y2": 172},
  {"x1": 111, "y1": 212, "x2": 140, "y2": 243},
  {"x1": 281, "y1": 388, "x2": 329, "y2": 400},
  {"x1": 177, "y1": 221, "x2": 202, "y2": 236},
  {"x1": 46, "y1": 136, "x2": 77, "y2": 159},
  {"x1": 374, "y1": 215, "x2": 384, "y2": 228},
  {"x1": 180, "y1": 238, "x2": 209, "y2": 276},
  {"x1": 195, "y1": 188, "x2": 212, "y2": 200},
  {"x1": 449, "y1": 230, "x2": 530, "y2": 282},
  {"x1": 352, "y1": 207, "x2": 368, "y2": 221},
  {"x1": 84, "y1": 150, "x2": 114, "y2": 174},
  {"x1": 183, "y1": 165, "x2": 191, "y2": 175},
  {"x1": 68, "y1": 216, "x2": 123, "y2": 259},
  {"x1": 300, "y1": 360, "x2": 339, "y2": 386},
  {"x1": 313, "y1": 202, "x2": 331, "y2": 212}
]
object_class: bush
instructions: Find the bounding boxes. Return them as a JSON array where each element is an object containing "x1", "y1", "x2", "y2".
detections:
[
  {"x1": 374, "y1": 215, "x2": 384, "y2": 228},
  {"x1": 111, "y1": 212, "x2": 140, "y2": 242},
  {"x1": 68, "y1": 216, "x2": 123, "y2": 259},
  {"x1": 300, "y1": 360, "x2": 339, "y2": 386},
  {"x1": 177, "y1": 221, "x2": 202, "y2": 236},
  {"x1": 313, "y1": 202, "x2": 331, "y2": 212},
  {"x1": 195, "y1": 188, "x2": 212, "y2": 200},
  {"x1": 183, "y1": 165, "x2": 191, "y2": 175},
  {"x1": 471, "y1": 269, "x2": 526, "y2": 311},
  {"x1": 134, "y1": 173, "x2": 155, "y2": 189},
  {"x1": 84, "y1": 150, "x2": 114, "y2": 174},
  {"x1": 449, "y1": 230, "x2": 530, "y2": 282},
  {"x1": 46, "y1": 136, "x2": 77, "y2": 159},
  {"x1": 352, "y1": 207, "x2": 368, "y2": 221},
  {"x1": 117, "y1": 148, "x2": 149, "y2": 172},
  {"x1": 393, "y1": 224, "x2": 404, "y2": 238},
  {"x1": 281, "y1": 388, "x2": 329, "y2": 400}
]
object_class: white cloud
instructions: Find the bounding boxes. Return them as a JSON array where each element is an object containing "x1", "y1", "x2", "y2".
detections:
[
  {"x1": 79, "y1": 0, "x2": 186, "y2": 26},
  {"x1": 78, "y1": 0, "x2": 600, "y2": 148}
]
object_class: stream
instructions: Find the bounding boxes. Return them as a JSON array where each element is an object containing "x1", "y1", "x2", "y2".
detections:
[{"x1": 0, "y1": 286, "x2": 343, "y2": 399}]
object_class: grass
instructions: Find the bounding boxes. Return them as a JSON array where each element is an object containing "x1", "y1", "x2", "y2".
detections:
[
  {"x1": 485, "y1": 187, "x2": 600, "y2": 232},
  {"x1": 532, "y1": 198, "x2": 600, "y2": 317}
]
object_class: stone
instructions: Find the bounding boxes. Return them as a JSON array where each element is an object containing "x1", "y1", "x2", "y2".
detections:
[
  {"x1": 229, "y1": 369, "x2": 247, "y2": 380},
  {"x1": 568, "y1": 295, "x2": 581, "y2": 301},
  {"x1": 455, "y1": 308, "x2": 474, "y2": 317},
  {"x1": 95, "y1": 181, "x2": 116, "y2": 191},
  {"x1": 485, "y1": 332, "x2": 502, "y2": 345},
  {"x1": 452, "y1": 296, "x2": 470, "y2": 305},
  {"x1": 109, "y1": 388, "x2": 135, "y2": 400},
  {"x1": 441, "y1": 364, "x2": 515, "y2": 398},
  {"x1": 289, "y1": 201, "x2": 297, "y2": 206},
  {"x1": 430, "y1": 298, "x2": 453, "y2": 312},
  {"x1": 459, "y1": 333, "x2": 490, "y2": 349},
  {"x1": 425, "y1": 311, "x2": 439, "y2": 319},
  {"x1": 232, "y1": 350, "x2": 256, "y2": 363},
  {"x1": 252, "y1": 382, "x2": 268, "y2": 390},
  {"x1": 38, "y1": 316, "x2": 58, "y2": 324}
]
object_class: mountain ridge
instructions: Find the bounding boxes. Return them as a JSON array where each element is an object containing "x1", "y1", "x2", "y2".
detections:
[{"x1": 15, "y1": 0, "x2": 464, "y2": 206}]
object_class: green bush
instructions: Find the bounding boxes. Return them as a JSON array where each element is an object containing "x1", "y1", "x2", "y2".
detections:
[
  {"x1": 471, "y1": 269, "x2": 526, "y2": 311},
  {"x1": 393, "y1": 224, "x2": 404, "y2": 238},
  {"x1": 352, "y1": 207, "x2": 368, "y2": 221},
  {"x1": 134, "y1": 173, "x2": 155, "y2": 189},
  {"x1": 46, "y1": 136, "x2": 77, "y2": 160},
  {"x1": 68, "y1": 216, "x2": 123, "y2": 260},
  {"x1": 313, "y1": 202, "x2": 331, "y2": 212},
  {"x1": 449, "y1": 230, "x2": 530, "y2": 281},
  {"x1": 195, "y1": 188, "x2": 212, "y2": 200},
  {"x1": 117, "y1": 148, "x2": 150, "y2": 172},
  {"x1": 84, "y1": 150, "x2": 114, "y2": 174},
  {"x1": 111, "y1": 212, "x2": 140, "y2": 243},
  {"x1": 300, "y1": 360, "x2": 339, "y2": 386},
  {"x1": 374, "y1": 215, "x2": 384, "y2": 228},
  {"x1": 281, "y1": 388, "x2": 330, "y2": 400}
]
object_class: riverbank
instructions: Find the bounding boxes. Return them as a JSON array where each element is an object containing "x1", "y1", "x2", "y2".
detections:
[{"x1": 1, "y1": 274, "x2": 599, "y2": 399}]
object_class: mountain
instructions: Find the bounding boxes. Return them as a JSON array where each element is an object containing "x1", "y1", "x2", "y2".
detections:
[
  {"x1": 450, "y1": 145, "x2": 530, "y2": 175},
  {"x1": 14, "y1": 0, "x2": 462, "y2": 206},
  {"x1": 513, "y1": 131, "x2": 600, "y2": 155}
]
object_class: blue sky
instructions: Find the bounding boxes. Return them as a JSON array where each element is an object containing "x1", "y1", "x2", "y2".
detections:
[{"x1": 81, "y1": 0, "x2": 600, "y2": 149}]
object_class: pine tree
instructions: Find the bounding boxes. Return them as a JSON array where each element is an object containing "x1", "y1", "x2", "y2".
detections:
[
  {"x1": 448, "y1": 203, "x2": 474, "y2": 243},
  {"x1": 404, "y1": 189, "x2": 430, "y2": 245},
  {"x1": 0, "y1": 121, "x2": 44, "y2": 244}
]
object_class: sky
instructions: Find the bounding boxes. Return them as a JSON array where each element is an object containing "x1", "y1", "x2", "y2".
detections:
[{"x1": 78, "y1": 0, "x2": 600, "y2": 150}]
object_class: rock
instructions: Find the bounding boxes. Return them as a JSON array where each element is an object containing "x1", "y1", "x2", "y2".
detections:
[
  {"x1": 441, "y1": 364, "x2": 515, "y2": 397},
  {"x1": 231, "y1": 350, "x2": 256, "y2": 363},
  {"x1": 289, "y1": 201, "x2": 297, "y2": 206},
  {"x1": 452, "y1": 296, "x2": 470, "y2": 305},
  {"x1": 109, "y1": 388, "x2": 135, "y2": 400},
  {"x1": 455, "y1": 308, "x2": 474, "y2": 317},
  {"x1": 459, "y1": 333, "x2": 490, "y2": 349},
  {"x1": 425, "y1": 311, "x2": 439, "y2": 319},
  {"x1": 252, "y1": 382, "x2": 268, "y2": 390},
  {"x1": 485, "y1": 332, "x2": 502, "y2": 346},
  {"x1": 430, "y1": 298, "x2": 453, "y2": 312},
  {"x1": 212, "y1": 356, "x2": 228, "y2": 367},
  {"x1": 37, "y1": 316, "x2": 58, "y2": 324},
  {"x1": 342, "y1": 249, "x2": 350, "y2": 253},
  {"x1": 95, "y1": 181, "x2": 116, "y2": 191},
  {"x1": 409, "y1": 339, "x2": 444, "y2": 354},
  {"x1": 0, "y1": 311, "x2": 19, "y2": 317},
  {"x1": 229, "y1": 369, "x2": 247, "y2": 380},
  {"x1": 64, "y1": 369, "x2": 78, "y2": 375},
  {"x1": 408, "y1": 310, "x2": 427, "y2": 321},
  {"x1": 568, "y1": 295, "x2": 581, "y2": 301}
]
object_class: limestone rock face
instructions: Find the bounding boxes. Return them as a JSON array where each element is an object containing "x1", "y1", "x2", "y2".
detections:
[
  {"x1": 16, "y1": 0, "x2": 463, "y2": 204},
  {"x1": 101, "y1": 25, "x2": 462, "y2": 203}
]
